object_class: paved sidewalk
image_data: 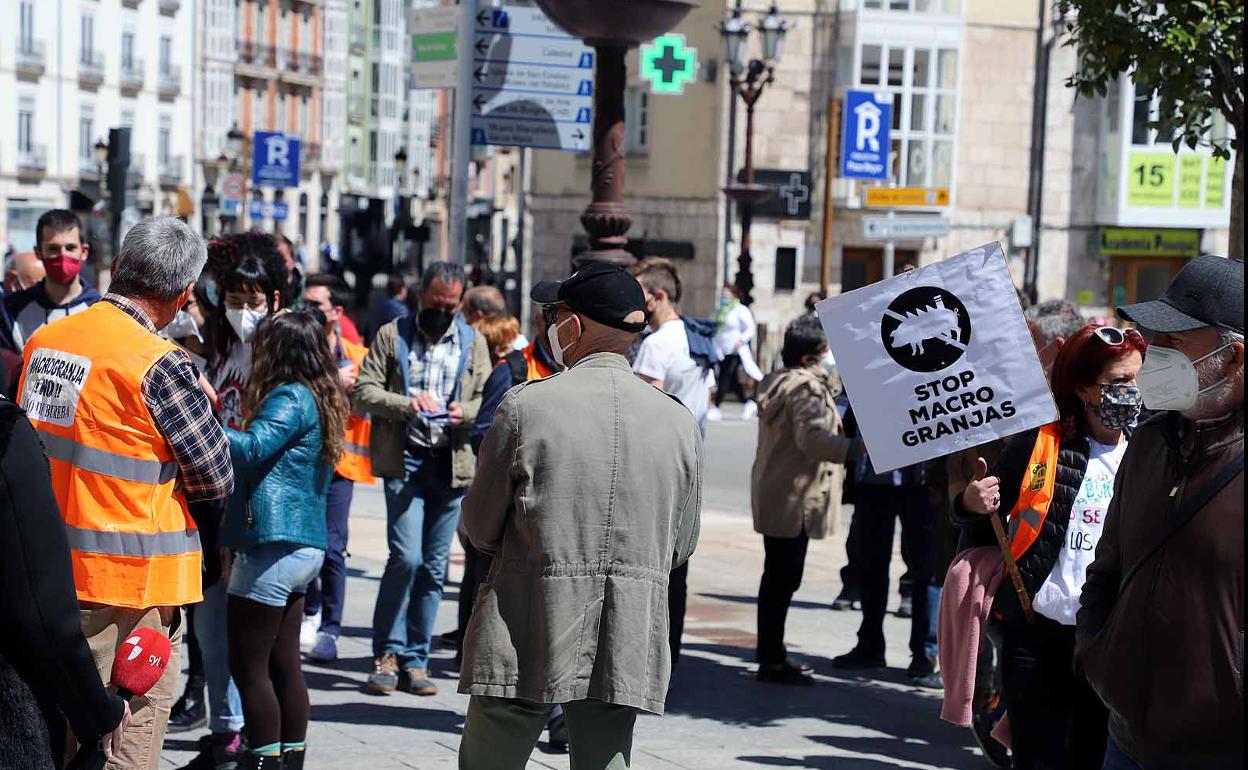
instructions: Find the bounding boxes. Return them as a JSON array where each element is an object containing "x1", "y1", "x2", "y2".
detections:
[{"x1": 162, "y1": 482, "x2": 982, "y2": 769}]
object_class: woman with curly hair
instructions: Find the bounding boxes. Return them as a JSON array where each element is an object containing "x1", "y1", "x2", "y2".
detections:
[
  {"x1": 222, "y1": 309, "x2": 349, "y2": 770},
  {"x1": 953, "y1": 324, "x2": 1146, "y2": 769}
]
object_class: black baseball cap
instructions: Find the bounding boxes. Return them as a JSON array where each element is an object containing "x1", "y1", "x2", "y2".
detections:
[
  {"x1": 1117, "y1": 255, "x2": 1244, "y2": 334},
  {"x1": 530, "y1": 263, "x2": 649, "y2": 333}
]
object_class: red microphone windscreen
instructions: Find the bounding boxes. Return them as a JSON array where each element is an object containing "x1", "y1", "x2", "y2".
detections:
[{"x1": 110, "y1": 627, "x2": 172, "y2": 698}]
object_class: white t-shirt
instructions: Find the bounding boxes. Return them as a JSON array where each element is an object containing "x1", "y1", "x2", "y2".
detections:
[
  {"x1": 714, "y1": 302, "x2": 755, "y2": 359},
  {"x1": 1033, "y1": 437, "x2": 1128, "y2": 625},
  {"x1": 633, "y1": 318, "x2": 713, "y2": 428}
]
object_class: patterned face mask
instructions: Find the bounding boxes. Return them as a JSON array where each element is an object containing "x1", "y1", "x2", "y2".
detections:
[{"x1": 1090, "y1": 383, "x2": 1142, "y2": 430}]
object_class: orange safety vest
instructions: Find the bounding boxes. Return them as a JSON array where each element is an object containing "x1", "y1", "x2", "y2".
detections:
[
  {"x1": 336, "y1": 339, "x2": 375, "y2": 484},
  {"x1": 1006, "y1": 422, "x2": 1061, "y2": 561},
  {"x1": 521, "y1": 340, "x2": 556, "y2": 381},
  {"x1": 18, "y1": 301, "x2": 202, "y2": 609}
]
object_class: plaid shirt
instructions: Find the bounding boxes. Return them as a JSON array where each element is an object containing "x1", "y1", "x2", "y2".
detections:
[
  {"x1": 104, "y1": 295, "x2": 234, "y2": 501},
  {"x1": 407, "y1": 321, "x2": 461, "y2": 449}
]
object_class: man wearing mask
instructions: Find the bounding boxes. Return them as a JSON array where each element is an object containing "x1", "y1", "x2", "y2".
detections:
[
  {"x1": 4, "y1": 210, "x2": 101, "y2": 352},
  {"x1": 457, "y1": 263, "x2": 702, "y2": 768},
  {"x1": 1076, "y1": 255, "x2": 1243, "y2": 770},
  {"x1": 354, "y1": 262, "x2": 491, "y2": 697}
]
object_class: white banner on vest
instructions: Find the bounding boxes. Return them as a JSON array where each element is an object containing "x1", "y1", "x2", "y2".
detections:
[{"x1": 816, "y1": 242, "x2": 1056, "y2": 473}]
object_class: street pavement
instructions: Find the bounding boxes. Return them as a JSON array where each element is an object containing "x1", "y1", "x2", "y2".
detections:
[{"x1": 162, "y1": 406, "x2": 985, "y2": 769}]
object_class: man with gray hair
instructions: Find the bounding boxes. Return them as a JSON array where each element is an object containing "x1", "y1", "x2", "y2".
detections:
[
  {"x1": 1076, "y1": 255, "x2": 1243, "y2": 770},
  {"x1": 18, "y1": 216, "x2": 234, "y2": 769},
  {"x1": 1024, "y1": 299, "x2": 1085, "y2": 376}
]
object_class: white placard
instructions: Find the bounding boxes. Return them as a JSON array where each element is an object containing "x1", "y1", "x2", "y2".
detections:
[{"x1": 816, "y1": 242, "x2": 1056, "y2": 473}]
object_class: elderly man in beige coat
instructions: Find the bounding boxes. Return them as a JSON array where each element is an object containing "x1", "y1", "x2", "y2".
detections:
[
  {"x1": 752, "y1": 315, "x2": 859, "y2": 685},
  {"x1": 458, "y1": 263, "x2": 703, "y2": 770}
]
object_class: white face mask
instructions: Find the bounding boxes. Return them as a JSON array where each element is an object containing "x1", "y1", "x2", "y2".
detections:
[
  {"x1": 1136, "y1": 342, "x2": 1233, "y2": 412},
  {"x1": 160, "y1": 309, "x2": 203, "y2": 343},
  {"x1": 820, "y1": 351, "x2": 837, "y2": 376},
  {"x1": 226, "y1": 307, "x2": 266, "y2": 344},
  {"x1": 546, "y1": 315, "x2": 578, "y2": 369}
]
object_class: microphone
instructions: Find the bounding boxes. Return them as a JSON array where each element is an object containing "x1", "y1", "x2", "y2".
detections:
[{"x1": 67, "y1": 628, "x2": 172, "y2": 770}]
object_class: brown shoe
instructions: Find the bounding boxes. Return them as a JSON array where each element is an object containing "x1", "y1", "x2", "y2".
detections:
[
  {"x1": 400, "y1": 667, "x2": 438, "y2": 696},
  {"x1": 365, "y1": 653, "x2": 400, "y2": 694}
]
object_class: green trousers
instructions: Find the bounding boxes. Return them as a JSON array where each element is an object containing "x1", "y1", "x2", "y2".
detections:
[{"x1": 458, "y1": 696, "x2": 638, "y2": 770}]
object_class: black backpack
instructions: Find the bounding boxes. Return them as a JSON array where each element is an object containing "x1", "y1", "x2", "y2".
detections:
[{"x1": 505, "y1": 349, "x2": 527, "y2": 386}]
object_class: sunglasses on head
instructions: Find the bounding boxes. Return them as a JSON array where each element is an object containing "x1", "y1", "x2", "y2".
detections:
[{"x1": 1092, "y1": 325, "x2": 1143, "y2": 346}]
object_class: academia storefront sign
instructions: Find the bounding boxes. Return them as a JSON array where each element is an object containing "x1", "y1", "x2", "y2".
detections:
[{"x1": 1099, "y1": 227, "x2": 1200, "y2": 258}]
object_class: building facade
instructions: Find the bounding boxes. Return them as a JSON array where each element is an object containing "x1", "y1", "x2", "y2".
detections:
[{"x1": 2, "y1": 0, "x2": 195, "y2": 255}]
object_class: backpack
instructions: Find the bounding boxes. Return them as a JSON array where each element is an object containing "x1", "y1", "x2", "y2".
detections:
[
  {"x1": 505, "y1": 349, "x2": 527, "y2": 386},
  {"x1": 681, "y1": 316, "x2": 721, "y2": 371}
]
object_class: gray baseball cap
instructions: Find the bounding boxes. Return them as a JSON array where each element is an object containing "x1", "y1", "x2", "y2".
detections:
[{"x1": 1116, "y1": 255, "x2": 1243, "y2": 334}]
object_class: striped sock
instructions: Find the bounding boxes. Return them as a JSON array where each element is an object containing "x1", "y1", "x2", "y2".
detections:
[
  {"x1": 282, "y1": 741, "x2": 307, "y2": 753},
  {"x1": 251, "y1": 742, "x2": 282, "y2": 757}
]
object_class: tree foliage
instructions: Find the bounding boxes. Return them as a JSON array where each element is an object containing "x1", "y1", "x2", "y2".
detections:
[{"x1": 1058, "y1": 0, "x2": 1243, "y2": 158}]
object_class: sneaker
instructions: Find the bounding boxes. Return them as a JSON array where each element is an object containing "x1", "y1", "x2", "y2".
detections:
[
  {"x1": 707, "y1": 407, "x2": 723, "y2": 422},
  {"x1": 831, "y1": 647, "x2": 886, "y2": 670},
  {"x1": 167, "y1": 675, "x2": 207, "y2": 733},
  {"x1": 757, "y1": 660, "x2": 815, "y2": 685},
  {"x1": 831, "y1": 589, "x2": 860, "y2": 612},
  {"x1": 307, "y1": 632, "x2": 338, "y2": 663},
  {"x1": 740, "y1": 400, "x2": 759, "y2": 420},
  {"x1": 896, "y1": 595, "x2": 913, "y2": 618},
  {"x1": 907, "y1": 654, "x2": 936, "y2": 680},
  {"x1": 972, "y1": 697, "x2": 1011, "y2": 769},
  {"x1": 176, "y1": 732, "x2": 243, "y2": 770},
  {"x1": 914, "y1": 671, "x2": 944, "y2": 690},
  {"x1": 299, "y1": 612, "x2": 320, "y2": 650},
  {"x1": 438, "y1": 628, "x2": 462, "y2": 648},
  {"x1": 365, "y1": 653, "x2": 400, "y2": 695},
  {"x1": 546, "y1": 709, "x2": 569, "y2": 751},
  {"x1": 399, "y1": 667, "x2": 438, "y2": 696}
]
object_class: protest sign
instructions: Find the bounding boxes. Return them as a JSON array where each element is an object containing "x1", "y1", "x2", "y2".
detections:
[{"x1": 816, "y1": 242, "x2": 1056, "y2": 473}]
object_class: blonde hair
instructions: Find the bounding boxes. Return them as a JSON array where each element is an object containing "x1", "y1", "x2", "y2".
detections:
[{"x1": 475, "y1": 314, "x2": 521, "y2": 360}]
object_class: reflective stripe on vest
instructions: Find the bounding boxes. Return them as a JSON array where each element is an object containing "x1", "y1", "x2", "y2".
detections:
[
  {"x1": 38, "y1": 430, "x2": 179, "y2": 485},
  {"x1": 1006, "y1": 422, "x2": 1061, "y2": 561},
  {"x1": 66, "y1": 523, "x2": 202, "y2": 558},
  {"x1": 345, "y1": 439, "x2": 370, "y2": 457},
  {"x1": 335, "y1": 339, "x2": 376, "y2": 484}
]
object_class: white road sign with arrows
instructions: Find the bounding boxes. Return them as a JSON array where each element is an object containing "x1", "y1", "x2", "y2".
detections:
[{"x1": 469, "y1": 3, "x2": 593, "y2": 152}]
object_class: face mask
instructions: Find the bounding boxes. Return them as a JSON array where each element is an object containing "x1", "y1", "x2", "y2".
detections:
[
  {"x1": 546, "y1": 316, "x2": 578, "y2": 369},
  {"x1": 43, "y1": 255, "x2": 83, "y2": 284},
  {"x1": 1136, "y1": 343, "x2": 1233, "y2": 412},
  {"x1": 161, "y1": 310, "x2": 203, "y2": 342},
  {"x1": 226, "y1": 308, "x2": 265, "y2": 343},
  {"x1": 418, "y1": 308, "x2": 455, "y2": 340},
  {"x1": 820, "y1": 351, "x2": 837, "y2": 377},
  {"x1": 1090, "y1": 383, "x2": 1142, "y2": 430}
]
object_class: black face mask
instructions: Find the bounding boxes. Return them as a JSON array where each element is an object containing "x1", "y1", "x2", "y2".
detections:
[{"x1": 418, "y1": 307, "x2": 455, "y2": 339}]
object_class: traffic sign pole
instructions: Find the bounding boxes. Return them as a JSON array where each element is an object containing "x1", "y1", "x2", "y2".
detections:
[
  {"x1": 449, "y1": 0, "x2": 476, "y2": 265},
  {"x1": 884, "y1": 204, "x2": 896, "y2": 279}
]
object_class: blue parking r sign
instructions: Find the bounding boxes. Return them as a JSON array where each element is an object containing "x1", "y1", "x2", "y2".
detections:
[
  {"x1": 841, "y1": 90, "x2": 892, "y2": 180},
  {"x1": 252, "y1": 132, "x2": 300, "y2": 188}
]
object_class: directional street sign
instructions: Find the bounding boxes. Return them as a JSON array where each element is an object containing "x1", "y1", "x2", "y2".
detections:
[
  {"x1": 251, "y1": 132, "x2": 300, "y2": 188},
  {"x1": 469, "y1": 3, "x2": 593, "y2": 153},
  {"x1": 410, "y1": 5, "x2": 459, "y2": 89},
  {"x1": 864, "y1": 187, "x2": 951, "y2": 207},
  {"x1": 841, "y1": 90, "x2": 892, "y2": 180},
  {"x1": 862, "y1": 215, "x2": 951, "y2": 240},
  {"x1": 640, "y1": 33, "x2": 697, "y2": 95}
]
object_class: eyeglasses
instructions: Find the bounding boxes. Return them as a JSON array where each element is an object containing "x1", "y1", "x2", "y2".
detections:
[{"x1": 1092, "y1": 326, "x2": 1143, "y2": 346}]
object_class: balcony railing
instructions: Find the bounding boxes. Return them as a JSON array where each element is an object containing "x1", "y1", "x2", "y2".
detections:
[
  {"x1": 16, "y1": 39, "x2": 46, "y2": 78},
  {"x1": 301, "y1": 142, "x2": 321, "y2": 168},
  {"x1": 236, "y1": 41, "x2": 278, "y2": 69},
  {"x1": 122, "y1": 0, "x2": 143, "y2": 8},
  {"x1": 348, "y1": 94, "x2": 366, "y2": 123},
  {"x1": 159, "y1": 155, "x2": 184, "y2": 185},
  {"x1": 286, "y1": 50, "x2": 324, "y2": 77},
  {"x1": 158, "y1": 0, "x2": 181, "y2": 14},
  {"x1": 120, "y1": 58, "x2": 145, "y2": 91},
  {"x1": 79, "y1": 50, "x2": 105, "y2": 87},
  {"x1": 158, "y1": 64, "x2": 182, "y2": 98},
  {"x1": 18, "y1": 144, "x2": 48, "y2": 177},
  {"x1": 349, "y1": 27, "x2": 366, "y2": 54}
]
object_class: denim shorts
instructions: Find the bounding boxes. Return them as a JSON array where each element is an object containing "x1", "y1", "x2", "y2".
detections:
[{"x1": 227, "y1": 543, "x2": 325, "y2": 607}]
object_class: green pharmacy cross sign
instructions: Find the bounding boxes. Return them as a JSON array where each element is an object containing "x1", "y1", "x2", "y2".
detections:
[{"x1": 640, "y1": 33, "x2": 697, "y2": 95}]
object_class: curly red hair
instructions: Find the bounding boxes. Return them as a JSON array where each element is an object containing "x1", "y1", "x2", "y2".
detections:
[{"x1": 1050, "y1": 323, "x2": 1146, "y2": 439}]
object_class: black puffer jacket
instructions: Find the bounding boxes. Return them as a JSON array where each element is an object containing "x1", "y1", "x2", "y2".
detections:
[{"x1": 953, "y1": 426, "x2": 1090, "y2": 628}]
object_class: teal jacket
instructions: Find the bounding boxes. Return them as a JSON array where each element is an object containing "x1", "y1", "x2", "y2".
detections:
[{"x1": 223, "y1": 382, "x2": 330, "y2": 551}]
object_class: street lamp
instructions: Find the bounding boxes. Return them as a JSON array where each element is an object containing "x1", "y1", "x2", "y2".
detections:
[
  {"x1": 226, "y1": 124, "x2": 245, "y2": 164},
  {"x1": 393, "y1": 147, "x2": 409, "y2": 273},
  {"x1": 533, "y1": 0, "x2": 696, "y2": 266},
  {"x1": 720, "y1": 3, "x2": 788, "y2": 306}
]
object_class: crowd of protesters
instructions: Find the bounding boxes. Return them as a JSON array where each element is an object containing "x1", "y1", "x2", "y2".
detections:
[{"x1": 0, "y1": 207, "x2": 1241, "y2": 770}]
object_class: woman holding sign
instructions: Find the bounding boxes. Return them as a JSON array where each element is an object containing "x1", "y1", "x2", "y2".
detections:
[{"x1": 953, "y1": 324, "x2": 1145, "y2": 770}]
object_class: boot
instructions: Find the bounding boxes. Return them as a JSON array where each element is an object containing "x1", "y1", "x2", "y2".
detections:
[
  {"x1": 167, "y1": 675, "x2": 207, "y2": 733},
  {"x1": 280, "y1": 750, "x2": 305, "y2": 770},
  {"x1": 236, "y1": 753, "x2": 282, "y2": 770}
]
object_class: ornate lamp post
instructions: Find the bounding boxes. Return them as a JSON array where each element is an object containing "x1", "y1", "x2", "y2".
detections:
[
  {"x1": 720, "y1": 3, "x2": 787, "y2": 305},
  {"x1": 394, "y1": 146, "x2": 409, "y2": 272},
  {"x1": 533, "y1": 0, "x2": 696, "y2": 266}
]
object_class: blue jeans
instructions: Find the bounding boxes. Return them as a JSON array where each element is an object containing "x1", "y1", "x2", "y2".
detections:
[
  {"x1": 926, "y1": 584, "x2": 941, "y2": 660},
  {"x1": 228, "y1": 543, "x2": 324, "y2": 607},
  {"x1": 372, "y1": 450, "x2": 464, "y2": 668},
  {"x1": 194, "y1": 581, "x2": 245, "y2": 734},
  {"x1": 1102, "y1": 738, "x2": 1141, "y2": 770},
  {"x1": 305, "y1": 474, "x2": 355, "y2": 636}
]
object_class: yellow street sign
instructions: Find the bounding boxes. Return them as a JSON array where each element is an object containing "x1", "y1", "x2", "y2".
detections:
[{"x1": 864, "y1": 187, "x2": 950, "y2": 207}]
